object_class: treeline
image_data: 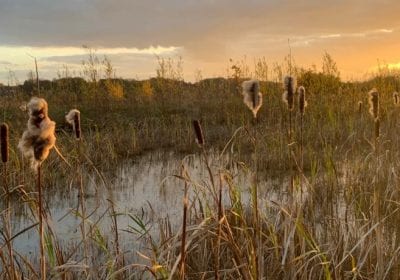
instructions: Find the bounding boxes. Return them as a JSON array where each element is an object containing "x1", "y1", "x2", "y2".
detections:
[{"x1": 0, "y1": 71, "x2": 398, "y2": 101}]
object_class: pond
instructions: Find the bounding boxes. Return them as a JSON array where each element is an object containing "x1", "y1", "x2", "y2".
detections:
[{"x1": 8, "y1": 151, "x2": 287, "y2": 268}]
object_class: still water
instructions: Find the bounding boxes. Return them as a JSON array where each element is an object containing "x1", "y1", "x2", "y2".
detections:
[{"x1": 8, "y1": 151, "x2": 285, "y2": 266}]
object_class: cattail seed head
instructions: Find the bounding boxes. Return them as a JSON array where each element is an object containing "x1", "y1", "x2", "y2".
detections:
[
  {"x1": 241, "y1": 80, "x2": 263, "y2": 118},
  {"x1": 358, "y1": 101, "x2": 363, "y2": 114},
  {"x1": 368, "y1": 88, "x2": 379, "y2": 120},
  {"x1": 74, "y1": 114, "x2": 81, "y2": 139},
  {"x1": 18, "y1": 97, "x2": 56, "y2": 169},
  {"x1": 192, "y1": 120, "x2": 204, "y2": 146},
  {"x1": 298, "y1": 86, "x2": 307, "y2": 115},
  {"x1": 393, "y1": 91, "x2": 400, "y2": 106},
  {"x1": 283, "y1": 76, "x2": 296, "y2": 111},
  {"x1": 66, "y1": 109, "x2": 81, "y2": 139},
  {"x1": 1, "y1": 123, "x2": 9, "y2": 163}
]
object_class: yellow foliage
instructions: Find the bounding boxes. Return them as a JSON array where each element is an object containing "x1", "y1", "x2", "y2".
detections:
[
  {"x1": 106, "y1": 80, "x2": 124, "y2": 99},
  {"x1": 142, "y1": 80, "x2": 153, "y2": 99}
]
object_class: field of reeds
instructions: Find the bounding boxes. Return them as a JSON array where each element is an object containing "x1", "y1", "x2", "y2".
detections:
[{"x1": 1, "y1": 54, "x2": 400, "y2": 279}]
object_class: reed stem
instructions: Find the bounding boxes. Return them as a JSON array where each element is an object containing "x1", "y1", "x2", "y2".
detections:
[
  {"x1": 180, "y1": 173, "x2": 188, "y2": 280},
  {"x1": 215, "y1": 173, "x2": 223, "y2": 280},
  {"x1": 77, "y1": 140, "x2": 89, "y2": 276},
  {"x1": 4, "y1": 162, "x2": 16, "y2": 280},
  {"x1": 37, "y1": 163, "x2": 46, "y2": 280},
  {"x1": 251, "y1": 122, "x2": 260, "y2": 279}
]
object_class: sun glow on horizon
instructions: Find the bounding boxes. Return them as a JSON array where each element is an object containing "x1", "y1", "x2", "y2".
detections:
[{"x1": 388, "y1": 62, "x2": 400, "y2": 69}]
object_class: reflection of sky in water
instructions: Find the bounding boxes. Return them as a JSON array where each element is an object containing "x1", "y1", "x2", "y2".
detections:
[{"x1": 7, "y1": 151, "x2": 285, "y2": 264}]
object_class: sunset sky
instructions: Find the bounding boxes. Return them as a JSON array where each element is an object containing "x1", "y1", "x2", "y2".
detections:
[{"x1": 1, "y1": 0, "x2": 399, "y2": 84}]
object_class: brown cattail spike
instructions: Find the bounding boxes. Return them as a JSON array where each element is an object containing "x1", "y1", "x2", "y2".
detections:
[
  {"x1": 250, "y1": 82, "x2": 257, "y2": 108},
  {"x1": 368, "y1": 88, "x2": 379, "y2": 120},
  {"x1": 358, "y1": 101, "x2": 362, "y2": 114},
  {"x1": 74, "y1": 114, "x2": 81, "y2": 139},
  {"x1": 192, "y1": 120, "x2": 204, "y2": 146},
  {"x1": 283, "y1": 76, "x2": 296, "y2": 111},
  {"x1": 1, "y1": 123, "x2": 9, "y2": 163},
  {"x1": 298, "y1": 86, "x2": 307, "y2": 115}
]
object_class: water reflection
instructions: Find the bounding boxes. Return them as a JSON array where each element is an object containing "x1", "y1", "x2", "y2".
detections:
[{"x1": 7, "y1": 151, "x2": 285, "y2": 265}]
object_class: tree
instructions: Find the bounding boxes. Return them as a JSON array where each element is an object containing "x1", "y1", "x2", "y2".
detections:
[{"x1": 322, "y1": 52, "x2": 340, "y2": 78}]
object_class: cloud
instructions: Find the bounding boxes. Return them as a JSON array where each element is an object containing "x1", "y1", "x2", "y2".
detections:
[
  {"x1": 0, "y1": 0, "x2": 400, "y2": 81},
  {"x1": 1, "y1": 1, "x2": 399, "y2": 49},
  {"x1": 0, "y1": 60, "x2": 11, "y2": 65}
]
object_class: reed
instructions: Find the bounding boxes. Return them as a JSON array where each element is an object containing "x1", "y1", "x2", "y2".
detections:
[
  {"x1": 1, "y1": 123, "x2": 9, "y2": 164},
  {"x1": 66, "y1": 109, "x2": 89, "y2": 276},
  {"x1": 298, "y1": 86, "x2": 307, "y2": 170},
  {"x1": 179, "y1": 166, "x2": 188, "y2": 280},
  {"x1": 283, "y1": 76, "x2": 296, "y2": 139},
  {"x1": 18, "y1": 97, "x2": 56, "y2": 280},
  {"x1": 1, "y1": 124, "x2": 9, "y2": 195},
  {"x1": 191, "y1": 119, "x2": 223, "y2": 278},
  {"x1": 1, "y1": 123, "x2": 15, "y2": 279},
  {"x1": 367, "y1": 88, "x2": 384, "y2": 276},
  {"x1": 37, "y1": 163, "x2": 45, "y2": 280},
  {"x1": 192, "y1": 120, "x2": 204, "y2": 146},
  {"x1": 215, "y1": 173, "x2": 224, "y2": 280},
  {"x1": 179, "y1": 120, "x2": 204, "y2": 279},
  {"x1": 368, "y1": 88, "x2": 379, "y2": 151},
  {"x1": 241, "y1": 80, "x2": 264, "y2": 278}
]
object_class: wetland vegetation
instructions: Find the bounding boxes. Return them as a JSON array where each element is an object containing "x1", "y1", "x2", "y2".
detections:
[{"x1": 1, "y1": 53, "x2": 400, "y2": 279}]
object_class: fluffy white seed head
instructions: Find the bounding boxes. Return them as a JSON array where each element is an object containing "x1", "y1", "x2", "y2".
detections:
[
  {"x1": 241, "y1": 80, "x2": 263, "y2": 118},
  {"x1": 27, "y1": 97, "x2": 48, "y2": 117},
  {"x1": 65, "y1": 109, "x2": 81, "y2": 139},
  {"x1": 65, "y1": 109, "x2": 80, "y2": 125},
  {"x1": 18, "y1": 97, "x2": 56, "y2": 170}
]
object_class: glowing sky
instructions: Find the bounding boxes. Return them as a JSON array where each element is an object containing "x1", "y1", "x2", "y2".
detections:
[{"x1": 0, "y1": 0, "x2": 399, "y2": 83}]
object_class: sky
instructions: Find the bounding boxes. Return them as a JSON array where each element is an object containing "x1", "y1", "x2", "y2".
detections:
[{"x1": 0, "y1": 0, "x2": 400, "y2": 84}]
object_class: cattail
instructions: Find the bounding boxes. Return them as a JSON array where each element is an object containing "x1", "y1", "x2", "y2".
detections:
[
  {"x1": 1, "y1": 123, "x2": 9, "y2": 163},
  {"x1": 192, "y1": 120, "x2": 204, "y2": 146},
  {"x1": 18, "y1": 97, "x2": 55, "y2": 279},
  {"x1": 283, "y1": 76, "x2": 296, "y2": 111},
  {"x1": 18, "y1": 97, "x2": 56, "y2": 169},
  {"x1": 368, "y1": 88, "x2": 379, "y2": 120},
  {"x1": 393, "y1": 92, "x2": 400, "y2": 106},
  {"x1": 358, "y1": 101, "x2": 363, "y2": 114},
  {"x1": 241, "y1": 80, "x2": 263, "y2": 118},
  {"x1": 298, "y1": 86, "x2": 307, "y2": 115},
  {"x1": 66, "y1": 109, "x2": 81, "y2": 139}
]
